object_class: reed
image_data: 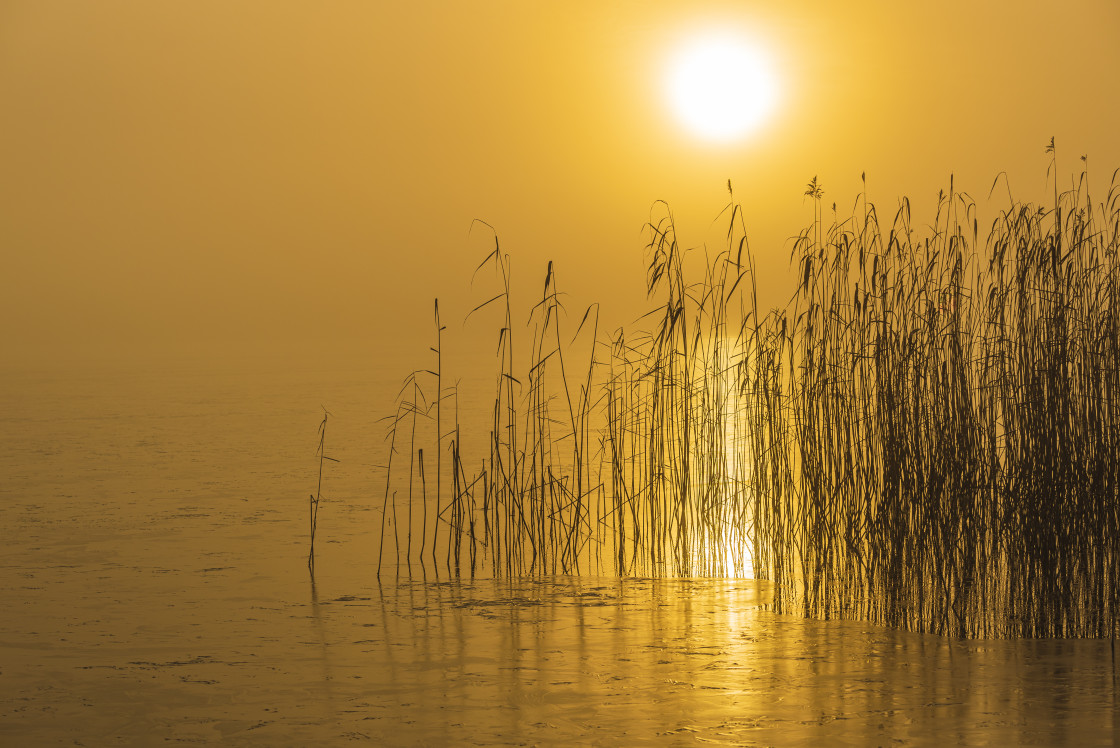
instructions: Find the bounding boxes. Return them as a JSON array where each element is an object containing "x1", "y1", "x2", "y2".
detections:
[
  {"x1": 374, "y1": 151, "x2": 1120, "y2": 638},
  {"x1": 309, "y1": 408, "x2": 337, "y2": 573}
]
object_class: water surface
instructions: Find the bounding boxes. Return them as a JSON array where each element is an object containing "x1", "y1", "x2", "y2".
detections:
[{"x1": 1, "y1": 359, "x2": 1115, "y2": 745}]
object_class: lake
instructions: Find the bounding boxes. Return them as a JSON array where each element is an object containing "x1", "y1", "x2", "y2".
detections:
[{"x1": 1, "y1": 356, "x2": 1116, "y2": 745}]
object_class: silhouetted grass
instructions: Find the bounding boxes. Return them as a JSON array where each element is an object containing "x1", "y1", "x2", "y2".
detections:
[{"x1": 375, "y1": 150, "x2": 1120, "y2": 639}]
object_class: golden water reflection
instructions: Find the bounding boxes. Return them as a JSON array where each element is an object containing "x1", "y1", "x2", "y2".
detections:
[
  {"x1": 2, "y1": 560, "x2": 1117, "y2": 745},
  {"x1": 359, "y1": 576, "x2": 1115, "y2": 745}
]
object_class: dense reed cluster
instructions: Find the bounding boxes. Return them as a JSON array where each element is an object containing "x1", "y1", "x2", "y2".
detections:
[{"x1": 375, "y1": 157, "x2": 1120, "y2": 638}]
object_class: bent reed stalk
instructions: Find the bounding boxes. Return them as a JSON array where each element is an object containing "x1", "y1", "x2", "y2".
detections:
[{"x1": 376, "y1": 159, "x2": 1120, "y2": 639}]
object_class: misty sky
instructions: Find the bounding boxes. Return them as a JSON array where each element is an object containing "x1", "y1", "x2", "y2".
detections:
[{"x1": 2, "y1": 1, "x2": 1118, "y2": 367}]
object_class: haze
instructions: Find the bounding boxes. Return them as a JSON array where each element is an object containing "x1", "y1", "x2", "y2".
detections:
[{"x1": 2, "y1": 0, "x2": 1118, "y2": 368}]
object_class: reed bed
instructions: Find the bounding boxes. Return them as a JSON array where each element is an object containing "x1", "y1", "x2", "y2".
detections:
[{"x1": 374, "y1": 158, "x2": 1120, "y2": 638}]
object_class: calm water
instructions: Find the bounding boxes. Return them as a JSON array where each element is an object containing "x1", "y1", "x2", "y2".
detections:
[{"x1": 1, "y1": 357, "x2": 1116, "y2": 745}]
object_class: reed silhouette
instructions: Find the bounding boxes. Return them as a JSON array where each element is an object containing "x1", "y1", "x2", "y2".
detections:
[
  {"x1": 309, "y1": 408, "x2": 337, "y2": 574},
  {"x1": 375, "y1": 148, "x2": 1120, "y2": 638}
]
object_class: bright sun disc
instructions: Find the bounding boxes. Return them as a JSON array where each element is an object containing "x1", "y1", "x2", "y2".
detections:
[{"x1": 666, "y1": 34, "x2": 777, "y2": 142}]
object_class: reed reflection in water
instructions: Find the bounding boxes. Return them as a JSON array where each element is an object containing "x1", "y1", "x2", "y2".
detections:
[{"x1": 354, "y1": 576, "x2": 1116, "y2": 745}]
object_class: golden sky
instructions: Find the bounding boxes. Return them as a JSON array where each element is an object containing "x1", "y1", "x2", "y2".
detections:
[{"x1": 2, "y1": 1, "x2": 1118, "y2": 366}]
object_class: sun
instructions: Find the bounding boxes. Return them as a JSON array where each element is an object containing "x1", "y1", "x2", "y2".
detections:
[{"x1": 665, "y1": 33, "x2": 778, "y2": 143}]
